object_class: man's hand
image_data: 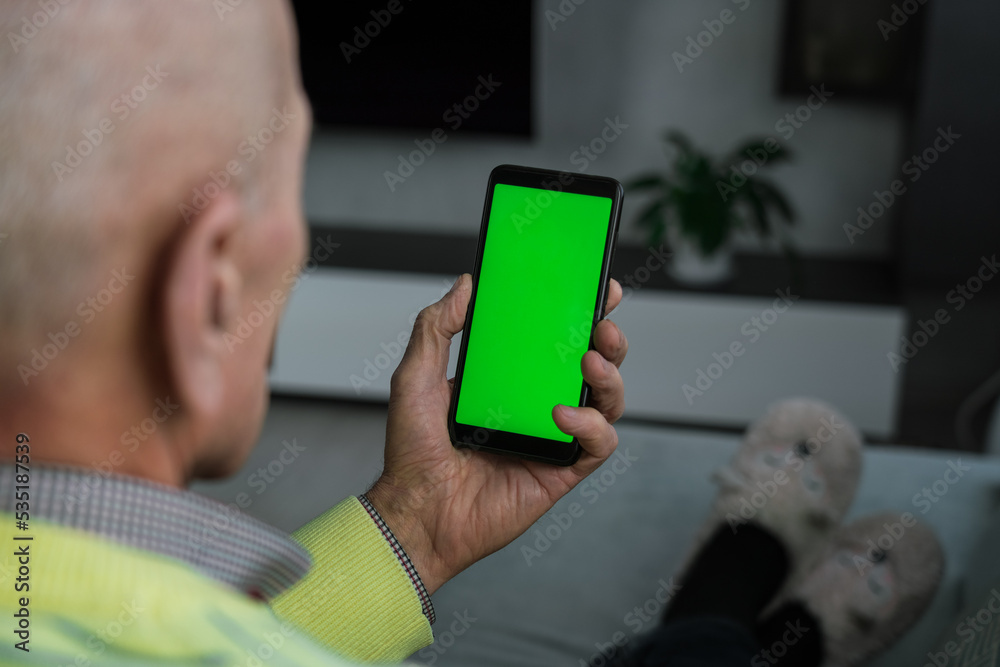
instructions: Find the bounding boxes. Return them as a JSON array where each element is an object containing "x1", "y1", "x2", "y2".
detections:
[{"x1": 366, "y1": 274, "x2": 628, "y2": 594}]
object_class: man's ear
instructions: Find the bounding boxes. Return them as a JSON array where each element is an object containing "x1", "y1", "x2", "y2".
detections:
[{"x1": 162, "y1": 190, "x2": 244, "y2": 426}]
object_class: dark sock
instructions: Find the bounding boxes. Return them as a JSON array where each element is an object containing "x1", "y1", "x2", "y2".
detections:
[
  {"x1": 755, "y1": 601, "x2": 825, "y2": 667},
  {"x1": 663, "y1": 522, "x2": 790, "y2": 631}
]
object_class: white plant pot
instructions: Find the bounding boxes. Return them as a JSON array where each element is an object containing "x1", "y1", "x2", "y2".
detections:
[{"x1": 666, "y1": 236, "x2": 734, "y2": 286}]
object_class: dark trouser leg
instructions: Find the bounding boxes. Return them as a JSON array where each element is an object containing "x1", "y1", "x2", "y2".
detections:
[{"x1": 598, "y1": 523, "x2": 821, "y2": 667}]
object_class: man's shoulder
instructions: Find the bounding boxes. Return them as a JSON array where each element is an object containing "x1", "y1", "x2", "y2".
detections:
[{"x1": 0, "y1": 512, "x2": 350, "y2": 666}]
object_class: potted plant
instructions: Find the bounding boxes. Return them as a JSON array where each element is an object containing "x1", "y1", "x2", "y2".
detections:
[{"x1": 626, "y1": 130, "x2": 796, "y2": 286}]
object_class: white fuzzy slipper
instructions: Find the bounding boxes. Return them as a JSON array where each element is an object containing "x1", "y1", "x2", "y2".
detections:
[
  {"x1": 682, "y1": 398, "x2": 864, "y2": 580},
  {"x1": 773, "y1": 513, "x2": 945, "y2": 667}
]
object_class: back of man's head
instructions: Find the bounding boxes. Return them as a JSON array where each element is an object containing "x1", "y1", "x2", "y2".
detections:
[
  {"x1": 0, "y1": 0, "x2": 310, "y2": 484},
  {"x1": 0, "y1": 0, "x2": 286, "y2": 379}
]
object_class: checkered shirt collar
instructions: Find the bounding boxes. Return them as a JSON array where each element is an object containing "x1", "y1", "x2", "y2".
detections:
[{"x1": 0, "y1": 464, "x2": 311, "y2": 601}]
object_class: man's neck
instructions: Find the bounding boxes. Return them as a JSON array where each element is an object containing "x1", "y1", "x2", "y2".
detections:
[{"x1": 0, "y1": 390, "x2": 189, "y2": 488}]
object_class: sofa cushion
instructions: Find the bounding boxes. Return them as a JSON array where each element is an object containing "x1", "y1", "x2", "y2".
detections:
[{"x1": 418, "y1": 423, "x2": 1000, "y2": 667}]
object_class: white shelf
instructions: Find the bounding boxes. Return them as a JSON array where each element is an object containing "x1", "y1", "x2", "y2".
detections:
[{"x1": 270, "y1": 268, "x2": 906, "y2": 438}]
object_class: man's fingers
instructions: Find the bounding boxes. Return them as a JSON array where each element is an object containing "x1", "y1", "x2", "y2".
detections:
[
  {"x1": 605, "y1": 279, "x2": 623, "y2": 316},
  {"x1": 593, "y1": 319, "x2": 628, "y2": 369},
  {"x1": 392, "y1": 274, "x2": 471, "y2": 389},
  {"x1": 551, "y1": 404, "x2": 618, "y2": 467},
  {"x1": 581, "y1": 350, "x2": 625, "y2": 424}
]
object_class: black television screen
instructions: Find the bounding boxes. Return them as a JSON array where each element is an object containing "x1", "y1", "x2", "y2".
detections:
[{"x1": 291, "y1": 1, "x2": 534, "y2": 137}]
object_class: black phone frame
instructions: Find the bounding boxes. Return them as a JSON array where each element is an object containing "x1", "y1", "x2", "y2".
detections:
[{"x1": 447, "y1": 164, "x2": 623, "y2": 466}]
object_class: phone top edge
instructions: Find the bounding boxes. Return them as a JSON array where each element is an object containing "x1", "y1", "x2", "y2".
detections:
[{"x1": 487, "y1": 164, "x2": 624, "y2": 197}]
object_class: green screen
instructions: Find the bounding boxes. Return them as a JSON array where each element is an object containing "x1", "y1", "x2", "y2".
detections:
[{"x1": 456, "y1": 183, "x2": 613, "y2": 442}]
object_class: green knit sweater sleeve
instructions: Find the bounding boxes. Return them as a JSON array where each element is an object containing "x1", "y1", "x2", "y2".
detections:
[{"x1": 270, "y1": 497, "x2": 434, "y2": 663}]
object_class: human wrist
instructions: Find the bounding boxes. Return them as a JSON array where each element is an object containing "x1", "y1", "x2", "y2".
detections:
[{"x1": 364, "y1": 476, "x2": 448, "y2": 596}]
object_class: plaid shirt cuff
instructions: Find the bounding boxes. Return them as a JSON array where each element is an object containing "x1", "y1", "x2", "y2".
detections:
[{"x1": 357, "y1": 494, "x2": 436, "y2": 625}]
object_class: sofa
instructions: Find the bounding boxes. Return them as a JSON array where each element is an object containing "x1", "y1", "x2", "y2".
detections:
[
  {"x1": 418, "y1": 421, "x2": 1000, "y2": 667},
  {"x1": 245, "y1": 267, "x2": 1000, "y2": 665}
]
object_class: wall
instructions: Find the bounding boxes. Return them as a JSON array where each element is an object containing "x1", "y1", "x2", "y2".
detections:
[
  {"x1": 302, "y1": 0, "x2": 906, "y2": 257},
  {"x1": 900, "y1": 0, "x2": 1000, "y2": 285}
]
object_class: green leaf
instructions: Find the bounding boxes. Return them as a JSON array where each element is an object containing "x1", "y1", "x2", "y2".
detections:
[
  {"x1": 742, "y1": 188, "x2": 770, "y2": 237},
  {"x1": 633, "y1": 198, "x2": 669, "y2": 245},
  {"x1": 753, "y1": 178, "x2": 796, "y2": 224},
  {"x1": 643, "y1": 207, "x2": 668, "y2": 248},
  {"x1": 697, "y1": 208, "x2": 731, "y2": 256},
  {"x1": 623, "y1": 127, "x2": 798, "y2": 257},
  {"x1": 726, "y1": 138, "x2": 792, "y2": 168},
  {"x1": 664, "y1": 130, "x2": 695, "y2": 158}
]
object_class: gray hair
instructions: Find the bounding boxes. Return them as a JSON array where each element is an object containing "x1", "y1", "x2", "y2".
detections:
[{"x1": 0, "y1": 0, "x2": 287, "y2": 370}]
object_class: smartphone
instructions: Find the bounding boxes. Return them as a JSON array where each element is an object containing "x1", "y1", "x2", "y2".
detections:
[{"x1": 447, "y1": 164, "x2": 623, "y2": 466}]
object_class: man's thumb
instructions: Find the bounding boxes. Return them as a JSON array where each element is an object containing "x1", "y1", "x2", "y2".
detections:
[{"x1": 393, "y1": 274, "x2": 471, "y2": 386}]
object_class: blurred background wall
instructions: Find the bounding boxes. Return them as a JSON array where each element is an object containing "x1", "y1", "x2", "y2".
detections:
[
  {"x1": 301, "y1": 0, "x2": 905, "y2": 257},
  {"x1": 277, "y1": 0, "x2": 1000, "y2": 451}
]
